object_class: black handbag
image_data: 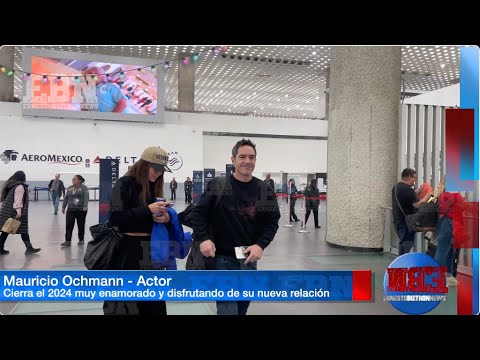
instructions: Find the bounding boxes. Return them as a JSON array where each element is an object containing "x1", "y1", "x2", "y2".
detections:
[
  {"x1": 185, "y1": 238, "x2": 216, "y2": 270},
  {"x1": 84, "y1": 222, "x2": 123, "y2": 270},
  {"x1": 404, "y1": 213, "x2": 418, "y2": 233},
  {"x1": 178, "y1": 177, "x2": 227, "y2": 270}
]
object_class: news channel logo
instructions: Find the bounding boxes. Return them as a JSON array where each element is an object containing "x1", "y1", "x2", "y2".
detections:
[{"x1": 383, "y1": 253, "x2": 449, "y2": 315}]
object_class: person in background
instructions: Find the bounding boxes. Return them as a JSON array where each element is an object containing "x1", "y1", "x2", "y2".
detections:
[
  {"x1": 190, "y1": 139, "x2": 281, "y2": 315},
  {"x1": 434, "y1": 189, "x2": 465, "y2": 287},
  {"x1": 48, "y1": 173, "x2": 65, "y2": 215},
  {"x1": 264, "y1": 173, "x2": 275, "y2": 191},
  {"x1": 84, "y1": 67, "x2": 127, "y2": 113},
  {"x1": 0, "y1": 171, "x2": 41, "y2": 255},
  {"x1": 184, "y1": 177, "x2": 193, "y2": 204},
  {"x1": 103, "y1": 146, "x2": 173, "y2": 315},
  {"x1": 288, "y1": 178, "x2": 300, "y2": 223},
  {"x1": 304, "y1": 179, "x2": 320, "y2": 229},
  {"x1": 61, "y1": 175, "x2": 89, "y2": 247},
  {"x1": 170, "y1": 177, "x2": 177, "y2": 201},
  {"x1": 391, "y1": 168, "x2": 432, "y2": 255}
]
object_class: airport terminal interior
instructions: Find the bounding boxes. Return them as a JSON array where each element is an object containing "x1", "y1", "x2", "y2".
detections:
[{"x1": 0, "y1": 45, "x2": 477, "y2": 315}]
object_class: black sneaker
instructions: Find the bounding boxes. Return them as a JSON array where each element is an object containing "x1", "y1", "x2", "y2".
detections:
[
  {"x1": 315, "y1": 225, "x2": 321, "y2": 228},
  {"x1": 25, "y1": 248, "x2": 41, "y2": 255},
  {"x1": 54, "y1": 211, "x2": 57, "y2": 215},
  {"x1": 60, "y1": 241, "x2": 71, "y2": 247},
  {"x1": 78, "y1": 240, "x2": 85, "y2": 245}
]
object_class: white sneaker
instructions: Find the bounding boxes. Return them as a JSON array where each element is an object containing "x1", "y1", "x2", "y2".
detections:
[{"x1": 446, "y1": 276, "x2": 458, "y2": 287}]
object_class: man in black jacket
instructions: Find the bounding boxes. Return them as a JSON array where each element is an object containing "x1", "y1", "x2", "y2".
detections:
[
  {"x1": 190, "y1": 139, "x2": 281, "y2": 315},
  {"x1": 264, "y1": 173, "x2": 275, "y2": 191},
  {"x1": 184, "y1": 177, "x2": 192, "y2": 204},
  {"x1": 170, "y1": 177, "x2": 177, "y2": 201},
  {"x1": 48, "y1": 174, "x2": 65, "y2": 215}
]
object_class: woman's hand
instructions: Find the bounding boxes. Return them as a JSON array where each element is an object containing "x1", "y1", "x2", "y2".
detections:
[
  {"x1": 149, "y1": 201, "x2": 171, "y2": 223},
  {"x1": 148, "y1": 201, "x2": 170, "y2": 214},
  {"x1": 153, "y1": 211, "x2": 170, "y2": 224}
]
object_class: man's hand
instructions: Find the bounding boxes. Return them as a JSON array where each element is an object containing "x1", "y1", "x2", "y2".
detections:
[
  {"x1": 62, "y1": 209, "x2": 65, "y2": 214},
  {"x1": 244, "y1": 244, "x2": 263, "y2": 264},
  {"x1": 200, "y1": 240, "x2": 216, "y2": 257},
  {"x1": 422, "y1": 191, "x2": 433, "y2": 202}
]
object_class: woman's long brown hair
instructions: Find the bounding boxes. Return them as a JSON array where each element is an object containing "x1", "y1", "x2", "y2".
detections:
[
  {"x1": 1, "y1": 171, "x2": 26, "y2": 203},
  {"x1": 126, "y1": 159, "x2": 164, "y2": 205}
]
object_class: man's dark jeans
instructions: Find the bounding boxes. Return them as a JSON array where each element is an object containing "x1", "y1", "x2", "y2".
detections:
[
  {"x1": 396, "y1": 221, "x2": 416, "y2": 255},
  {"x1": 215, "y1": 255, "x2": 257, "y2": 315}
]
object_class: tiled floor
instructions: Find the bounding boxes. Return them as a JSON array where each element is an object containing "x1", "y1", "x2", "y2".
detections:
[{"x1": 0, "y1": 200, "x2": 457, "y2": 315}]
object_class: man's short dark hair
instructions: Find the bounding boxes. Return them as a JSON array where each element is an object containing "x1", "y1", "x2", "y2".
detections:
[
  {"x1": 401, "y1": 168, "x2": 416, "y2": 178},
  {"x1": 232, "y1": 138, "x2": 257, "y2": 157}
]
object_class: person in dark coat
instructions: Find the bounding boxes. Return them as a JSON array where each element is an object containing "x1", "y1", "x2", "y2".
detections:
[
  {"x1": 170, "y1": 177, "x2": 177, "y2": 201},
  {"x1": 288, "y1": 178, "x2": 300, "y2": 222},
  {"x1": 304, "y1": 179, "x2": 320, "y2": 229},
  {"x1": 184, "y1": 177, "x2": 193, "y2": 203},
  {"x1": 264, "y1": 173, "x2": 275, "y2": 191},
  {"x1": 0, "y1": 171, "x2": 41, "y2": 255}
]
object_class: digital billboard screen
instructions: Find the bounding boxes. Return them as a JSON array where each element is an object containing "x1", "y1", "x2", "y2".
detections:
[{"x1": 22, "y1": 47, "x2": 164, "y2": 122}]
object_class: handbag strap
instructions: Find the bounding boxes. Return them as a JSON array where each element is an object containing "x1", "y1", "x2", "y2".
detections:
[{"x1": 394, "y1": 184, "x2": 408, "y2": 218}]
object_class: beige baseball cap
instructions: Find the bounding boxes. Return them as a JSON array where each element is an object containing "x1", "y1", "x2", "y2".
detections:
[{"x1": 140, "y1": 146, "x2": 172, "y2": 172}]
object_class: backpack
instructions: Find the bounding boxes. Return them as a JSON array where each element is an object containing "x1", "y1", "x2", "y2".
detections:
[
  {"x1": 414, "y1": 200, "x2": 439, "y2": 229},
  {"x1": 394, "y1": 184, "x2": 438, "y2": 232},
  {"x1": 180, "y1": 176, "x2": 227, "y2": 270}
]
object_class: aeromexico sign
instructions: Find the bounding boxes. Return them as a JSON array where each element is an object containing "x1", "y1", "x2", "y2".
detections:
[
  {"x1": 0, "y1": 149, "x2": 83, "y2": 165},
  {"x1": 0, "y1": 149, "x2": 184, "y2": 171}
]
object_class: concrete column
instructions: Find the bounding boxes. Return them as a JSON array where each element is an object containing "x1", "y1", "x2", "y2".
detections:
[
  {"x1": 178, "y1": 52, "x2": 195, "y2": 112},
  {"x1": 327, "y1": 46, "x2": 401, "y2": 251},
  {"x1": 0, "y1": 46, "x2": 15, "y2": 102}
]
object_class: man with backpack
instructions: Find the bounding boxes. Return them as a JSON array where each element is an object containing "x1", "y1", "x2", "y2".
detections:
[{"x1": 189, "y1": 139, "x2": 281, "y2": 315}]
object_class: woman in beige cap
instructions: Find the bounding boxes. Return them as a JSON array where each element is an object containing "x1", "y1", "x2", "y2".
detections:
[{"x1": 103, "y1": 146, "x2": 173, "y2": 315}]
